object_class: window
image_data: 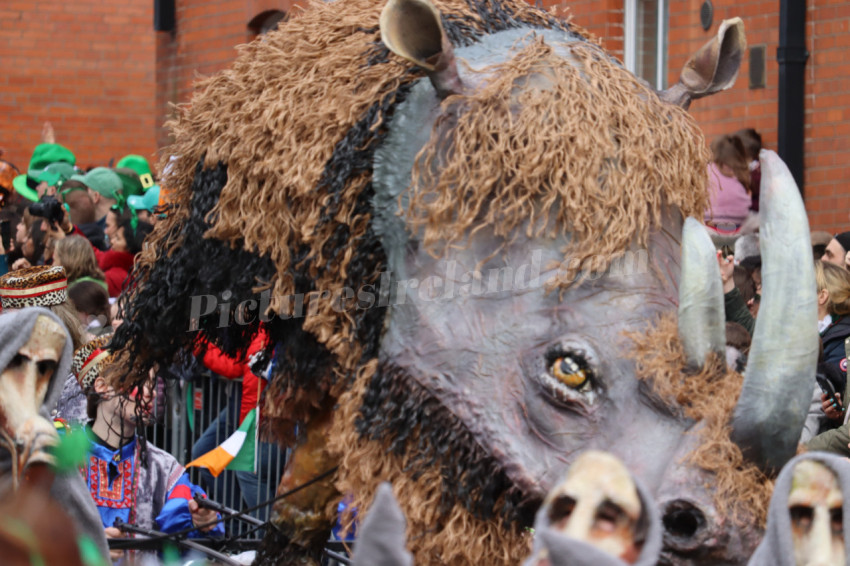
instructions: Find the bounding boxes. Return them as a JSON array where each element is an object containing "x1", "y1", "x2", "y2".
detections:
[
  {"x1": 248, "y1": 10, "x2": 288, "y2": 37},
  {"x1": 624, "y1": 0, "x2": 668, "y2": 89}
]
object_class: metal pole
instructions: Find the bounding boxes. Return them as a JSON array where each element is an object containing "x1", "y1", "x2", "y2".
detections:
[
  {"x1": 169, "y1": 379, "x2": 184, "y2": 463},
  {"x1": 624, "y1": 0, "x2": 637, "y2": 73}
]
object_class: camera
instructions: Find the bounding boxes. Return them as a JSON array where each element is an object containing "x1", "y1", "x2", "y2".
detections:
[{"x1": 28, "y1": 195, "x2": 65, "y2": 227}]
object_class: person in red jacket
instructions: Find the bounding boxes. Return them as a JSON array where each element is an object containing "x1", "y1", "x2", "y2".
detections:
[
  {"x1": 190, "y1": 327, "x2": 278, "y2": 519},
  {"x1": 95, "y1": 216, "x2": 152, "y2": 297},
  {"x1": 195, "y1": 328, "x2": 269, "y2": 427}
]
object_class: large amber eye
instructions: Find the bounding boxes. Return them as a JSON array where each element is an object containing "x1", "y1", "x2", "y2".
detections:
[{"x1": 551, "y1": 356, "x2": 588, "y2": 389}]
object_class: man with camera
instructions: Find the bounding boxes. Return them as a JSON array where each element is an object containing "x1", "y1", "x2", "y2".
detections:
[{"x1": 28, "y1": 167, "x2": 122, "y2": 253}]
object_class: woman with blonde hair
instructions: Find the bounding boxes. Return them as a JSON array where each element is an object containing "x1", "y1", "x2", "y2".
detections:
[
  {"x1": 804, "y1": 261, "x2": 850, "y2": 446},
  {"x1": 815, "y1": 261, "x2": 850, "y2": 372},
  {"x1": 816, "y1": 260, "x2": 850, "y2": 412},
  {"x1": 54, "y1": 235, "x2": 107, "y2": 290}
]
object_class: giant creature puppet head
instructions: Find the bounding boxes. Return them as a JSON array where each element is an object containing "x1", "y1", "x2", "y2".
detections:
[{"x1": 111, "y1": 1, "x2": 817, "y2": 564}]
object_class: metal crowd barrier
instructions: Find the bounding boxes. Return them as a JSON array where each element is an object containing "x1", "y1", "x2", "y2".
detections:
[{"x1": 146, "y1": 370, "x2": 287, "y2": 539}]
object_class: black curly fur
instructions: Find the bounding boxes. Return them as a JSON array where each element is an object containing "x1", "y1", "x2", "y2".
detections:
[
  {"x1": 357, "y1": 362, "x2": 537, "y2": 529},
  {"x1": 110, "y1": 161, "x2": 277, "y2": 374}
]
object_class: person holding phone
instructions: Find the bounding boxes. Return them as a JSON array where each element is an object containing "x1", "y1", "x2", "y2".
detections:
[
  {"x1": 806, "y1": 264, "x2": 850, "y2": 454},
  {"x1": 813, "y1": 261, "x2": 850, "y2": 418}
]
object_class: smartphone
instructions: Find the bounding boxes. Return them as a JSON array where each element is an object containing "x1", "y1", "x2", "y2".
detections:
[
  {"x1": 817, "y1": 374, "x2": 836, "y2": 399},
  {"x1": 817, "y1": 373, "x2": 842, "y2": 414},
  {"x1": 0, "y1": 220, "x2": 10, "y2": 252}
]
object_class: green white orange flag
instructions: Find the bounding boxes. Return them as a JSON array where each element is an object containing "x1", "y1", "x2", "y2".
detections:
[{"x1": 187, "y1": 408, "x2": 257, "y2": 477}]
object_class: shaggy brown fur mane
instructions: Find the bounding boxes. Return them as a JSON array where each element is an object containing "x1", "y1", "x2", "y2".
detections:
[
  {"x1": 116, "y1": 0, "x2": 589, "y2": 431},
  {"x1": 408, "y1": 39, "x2": 710, "y2": 285}
]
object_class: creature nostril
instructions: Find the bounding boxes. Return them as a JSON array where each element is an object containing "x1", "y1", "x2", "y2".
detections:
[{"x1": 662, "y1": 499, "x2": 707, "y2": 541}]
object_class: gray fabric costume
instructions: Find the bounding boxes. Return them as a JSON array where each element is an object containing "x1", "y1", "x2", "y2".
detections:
[
  {"x1": 523, "y1": 470, "x2": 663, "y2": 566},
  {"x1": 352, "y1": 483, "x2": 413, "y2": 566},
  {"x1": 747, "y1": 452, "x2": 850, "y2": 566},
  {"x1": 0, "y1": 307, "x2": 110, "y2": 561},
  {"x1": 353, "y1": 475, "x2": 662, "y2": 566}
]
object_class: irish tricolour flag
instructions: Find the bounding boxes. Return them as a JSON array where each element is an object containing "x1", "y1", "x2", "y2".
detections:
[{"x1": 187, "y1": 408, "x2": 257, "y2": 477}]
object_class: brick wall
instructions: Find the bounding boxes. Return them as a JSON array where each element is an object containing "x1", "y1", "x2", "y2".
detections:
[
  {"x1": 548, "y1": 0, "x2": 625, "y2": 57},
  {"x1": 0, "y1": 0, "x2": 155, "y2": 173},
  {"x1": 667, "y1": 0, "x2": 780, "y2": 143},
  {"x1": 802, "y1": 0, "x2": 850, "y2": 231},
  {"x1": 667, "y1": 0, "x2": 849, "y2": 233},
  {"x1": 155, "y1": 0, "x2": 298, "y2": 151}
]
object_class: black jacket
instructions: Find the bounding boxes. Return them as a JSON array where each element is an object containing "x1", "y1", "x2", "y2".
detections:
[{"x1": 821, "y1": 315, "x2": 850, "y2": 368}]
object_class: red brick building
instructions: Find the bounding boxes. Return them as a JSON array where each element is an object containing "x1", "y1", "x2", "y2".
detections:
[
  {"x1": 5, "y1": 0, "x2": 845, "y2": 231},
  {"x1": 155, "y1": 0, "x2": 294, "y2": 150},
  {"x1": 1, "y1": 0, "x2": 156, "y2": 172}
]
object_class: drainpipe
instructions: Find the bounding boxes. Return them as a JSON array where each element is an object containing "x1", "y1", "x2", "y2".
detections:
[{"x1": 776, "y1": 0, "x2": 808, "y2": 195}]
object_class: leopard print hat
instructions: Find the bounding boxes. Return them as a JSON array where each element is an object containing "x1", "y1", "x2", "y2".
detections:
[
  {"x1": 72, "y1": 335, "x2": 113, "y2": 390},
  {"x1": 0, "y1": 265, "x2": 68, "y2": 309}
]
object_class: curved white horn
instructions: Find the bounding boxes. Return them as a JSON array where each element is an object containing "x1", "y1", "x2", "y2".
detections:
[
  {"x1": 678, "y1": 217, "x2": 726, "y2": 369},
  {"x1": 729, "y1": 149, "x2": 819, "y2": 473}
]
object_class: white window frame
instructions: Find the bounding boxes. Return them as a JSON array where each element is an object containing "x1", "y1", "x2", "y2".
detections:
[{"x1": 624, "y1": 0, "x2": 668, "y2": 89}]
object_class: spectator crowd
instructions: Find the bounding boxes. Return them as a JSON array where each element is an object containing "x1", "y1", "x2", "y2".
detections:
[{"x1": 0, "y1": 138, "x2": 161, "y2": 334}]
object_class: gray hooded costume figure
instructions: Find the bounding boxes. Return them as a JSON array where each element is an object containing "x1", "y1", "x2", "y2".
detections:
[
  {"x1": 522, "y1": 456, "x2": 663, "y2": 566},
  {"x1": 0, "y1": 307, "x2": 110, "y2": 561},
  {"x1": 747, "y1": 452, "x2": 850, "y2": 566}
]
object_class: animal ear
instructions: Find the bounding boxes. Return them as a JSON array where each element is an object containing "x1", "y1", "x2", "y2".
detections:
[
  {"x1": 659, "y1": 17, "x2": 746, "y2": 109},
  {"x1": 380, "y1": 0, "x2": 464, "y2": 98}
]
